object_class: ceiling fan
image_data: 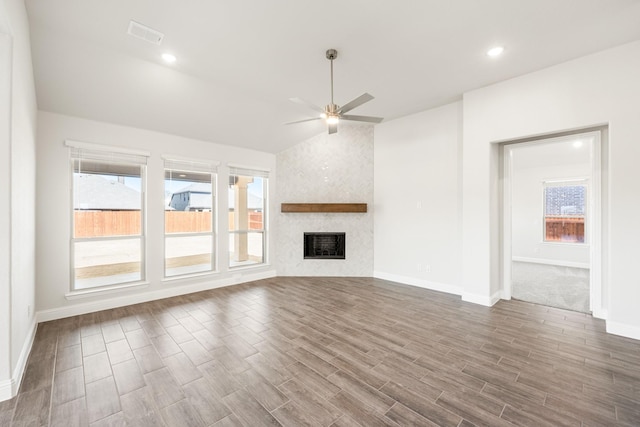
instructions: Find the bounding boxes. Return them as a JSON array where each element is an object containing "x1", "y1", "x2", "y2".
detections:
[{"x1": 286, "y1": 49, "x2": 383, "y2": 134}]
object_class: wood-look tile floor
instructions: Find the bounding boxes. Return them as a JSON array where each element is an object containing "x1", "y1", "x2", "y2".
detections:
[{"x1": 2, "y1": 277, "x2": 640, "y2": 426}]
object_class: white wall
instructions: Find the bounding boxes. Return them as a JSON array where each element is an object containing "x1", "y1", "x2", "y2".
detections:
[
  {"x1": 373, "y1": 102, "x2": 463, "y2": 294},
  {"x1": 276, "y1": 124, "x2": 373, "y2": 276},
  {"x1": 511, "y1": 140, "x2": 591, "y2": 266},
  {"x1": 0, "y1": 0, "x2": 38, "y2": 401},
  {"x1": 462, "y1": 40, "x2": 640, "y2": 338},
  {"x1": 36, "y1": 112, "x2": 277, "y2": 320},
  {"x1": 0, "y1": 22, "x2": 12, "y2": 399}
]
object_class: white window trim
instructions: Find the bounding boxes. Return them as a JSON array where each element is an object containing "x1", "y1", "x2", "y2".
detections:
[
  {"x1": 69, "y1": 140, "x2": 148, "y2": 291},
  {"x1": 227, "y1": 163, "x2": 270, "y2": 172},
  {"x1": 162, "y1": 155, "x2": 219, "y2": 173},
  {"x1": 228, "y1": 168, "x2": 268, "y2": 269},
  {"x1": 164, "y1": 159, "x2": 217, "y2": 278},
  {"x1": 65, "y1": 281, "x2": 150, "y2": 300},
  {"x1": 65, "y1": 139, "x2": 150, "y2": 157}
]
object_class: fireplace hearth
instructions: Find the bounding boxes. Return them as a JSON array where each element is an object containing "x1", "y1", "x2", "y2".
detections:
[{"x1": 304, "y1": 232, "x2": 345, "y2": 259}]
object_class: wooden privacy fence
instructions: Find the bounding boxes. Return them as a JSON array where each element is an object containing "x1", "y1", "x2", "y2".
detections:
[
  {"x1": 74, "y1": 211, "x2": 141, "y2": 237},
  {"x1": 166, "y1": 211, "x2": 211, "y2": 233},
  {"x1": 545, "y1": 216, "x2": 585, "y2": 242},
  {"x1": 75, "y1": 210, "x2": 264, "y2": 237}
]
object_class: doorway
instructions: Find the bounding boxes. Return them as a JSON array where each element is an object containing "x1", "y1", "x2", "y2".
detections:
[{"x1": 503, "y1": 131, "x2": 602, "y2": 314}]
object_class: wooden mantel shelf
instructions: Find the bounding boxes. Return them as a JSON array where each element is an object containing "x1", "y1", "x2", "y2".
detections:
[{"x1": 281, "y1": 203, "x2": 367, "y2": 213}]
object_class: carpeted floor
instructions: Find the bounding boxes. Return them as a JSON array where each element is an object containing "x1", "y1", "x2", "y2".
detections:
[{"x1": 511, "y1": 261, "x2": 590, "y2": 313}]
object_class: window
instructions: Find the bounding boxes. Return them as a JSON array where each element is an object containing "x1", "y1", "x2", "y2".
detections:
[
  {"x1": 164, "y1": 158, "x2": 217, "y2": 277},
  {"x1": 70, "y1": 142, "x2": 148, "y2": 290},
  {"x1": 228, "y1": 166, "x2": 268, "y2": 267},
  {"x1": 543, "y1": 181, "x2": 586, "y2": 243}
]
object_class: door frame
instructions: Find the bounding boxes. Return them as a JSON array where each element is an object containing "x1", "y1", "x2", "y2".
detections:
[{"x1": 502, "y1": 130, "x2": 604, "y2": 318}]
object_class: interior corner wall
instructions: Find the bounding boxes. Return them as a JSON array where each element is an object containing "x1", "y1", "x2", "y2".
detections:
[
  {"x1": 462, "y1": 40, "x2": 640, "y2": 338},
  {"x1": 373, "y1": 102, "x2": 463, "y2": 294},
  {"x1": 35, "y1": 111, "x2": 276, "y2": 320},
  {"x1": 275, "y1": 124, "x2": 374, "y2": 276},
  {"x1": 0, "y1": 26, "x2": 12, "y2": 398},
  {"x1": 0, "y1": 0, "x2": 38, "y2": 401}
]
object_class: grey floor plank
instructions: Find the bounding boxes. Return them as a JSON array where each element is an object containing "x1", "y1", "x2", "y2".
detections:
[
  {"x1": 5, "y1": 277, "x2": 640, "y2": 427},
  {"x1": 85, "y1": 376, "x2": 121, "y2": 423}
]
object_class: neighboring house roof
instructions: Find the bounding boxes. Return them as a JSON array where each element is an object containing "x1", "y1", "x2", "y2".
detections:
[
  {"x1": 173, "y1": 182, "x2": 211, "y2": 194},
  {"x1": 170, "y1": 182, "x2": 263, "y2": 210},
  {"x1": 189, "y1": 193, "x2": 212, "y2": 209},
  {"x1": 74, "y1": 174, "x2": 141, "y2": 210}
]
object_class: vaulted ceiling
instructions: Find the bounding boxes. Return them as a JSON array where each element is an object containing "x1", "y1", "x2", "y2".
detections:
[{"x1": 24, "y1": 0, "x2": 640, "y2": 153}]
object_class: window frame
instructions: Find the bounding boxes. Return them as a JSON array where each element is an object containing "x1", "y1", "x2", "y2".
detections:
[
  {"x1": 163, "y1": 157, "x2": 218, "y2": 278},
  {"x1": 542, "y1": 179, "x2": 588, "y2": 245},
  {"x1": 67, "y1": 140, "x2": 149, "y2": 292},
  {"x1": 228, "y1": 165, "x2": 269, "y2": 269}
]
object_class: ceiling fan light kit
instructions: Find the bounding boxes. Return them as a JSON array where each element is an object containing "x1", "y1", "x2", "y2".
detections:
[{"x1": 286, "y1": 49, "x2": 383, "y2": 135}]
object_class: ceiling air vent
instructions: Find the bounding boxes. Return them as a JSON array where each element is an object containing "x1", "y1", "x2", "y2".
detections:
[{"x1": 127, "y1": 20, "x2": 164, "y2": 45}]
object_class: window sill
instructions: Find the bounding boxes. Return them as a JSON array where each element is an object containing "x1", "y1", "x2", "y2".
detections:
[
  {"x1": 228, "y1": 263, "x2": 271, "y2": 272},
  {"x1": 540, "y1": 241, "x2": 590, "y2": 246},
  {"x1": 161, "y1": 270, "x2": 219, "y2": 283},
  {"x1": 65, "y1": 281, "x2": 150, "y2": 300}
]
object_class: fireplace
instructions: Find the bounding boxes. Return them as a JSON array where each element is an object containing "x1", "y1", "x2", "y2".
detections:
[{"x1": 304, "y1": 232, "x2": 345, "y2": 259}]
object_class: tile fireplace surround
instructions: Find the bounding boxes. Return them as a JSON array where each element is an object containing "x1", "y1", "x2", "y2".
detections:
[{"x1": 276, "y1": 124, "x2": 373, "y2": 276}]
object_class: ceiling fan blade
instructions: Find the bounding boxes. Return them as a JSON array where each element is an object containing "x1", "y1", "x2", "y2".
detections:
[
  {"x1": 284, "y1": 117, "x2": 322, "y2": 125},
  {"x1": 289, "y1": 97, "x2": 325, "y2": 114},
  {"x1": 328, "y1": 122, "x2": 338, "y2": 134},
  {"x1": 338, "y1": 93, "x2": 374, "y2": 114},
  {"x1": 340, "y1": 114, "x2": 384, "y2": 124}
]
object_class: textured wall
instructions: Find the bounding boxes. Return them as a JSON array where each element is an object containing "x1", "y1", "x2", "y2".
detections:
[{"x1": 276, "y1": 124, "x2": 374, "y2": 276}]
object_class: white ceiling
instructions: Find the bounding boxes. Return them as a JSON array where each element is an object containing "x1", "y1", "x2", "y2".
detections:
[{"x1": 24, "y1": 0, "x2": 640, "y2": 153}]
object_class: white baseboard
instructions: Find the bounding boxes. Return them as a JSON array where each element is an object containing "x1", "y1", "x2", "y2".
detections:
[
  {"x1": 37, "y1": 269, "x2": 276, "y2": 323},
  {"x1": 372, "y1": 271, "x2": 504, "y2": 308},
  {"x1": 511, "y1": 256, "x2": 589, "y2": 269},
  {"x1": 492, "y1": 291, "x2": 503, "y2": 305},
  {"x1": 12, "y1": 318, "x2": 37, "y2": 394},
  {"x1": 592, "y1": 308, "x2": 608, "y2": 320},
  {"x1": 462, "y1": 290, "x2": 502, "y2": 307},
  {"x1": 0, "y1": 318, "x2": 37, "y2": 402},
  {"x1": 0, "y1": 379, "x2": 11, "y2": 402},
  {"x1": 373, "y1": 271, "x2": 462, "y2": 296},
  {"x1": 606, "y1": 320, "x2": 640, "y2": 341}
]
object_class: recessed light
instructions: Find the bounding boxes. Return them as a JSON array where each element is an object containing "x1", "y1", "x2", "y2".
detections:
[
  {"x1": 162, "y1": 53, "x2": 177, "y2": 63},
  {"x1": 573, "y1": 140, "x2": 583, "y2": 148},
  {"x1": 487, "y1": 46, "x2": 504, "y2": 57},
  {"x1": 179, "y1": 174, "x2": 187, "y2": 177}
]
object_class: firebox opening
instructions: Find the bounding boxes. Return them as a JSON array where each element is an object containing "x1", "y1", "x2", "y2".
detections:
[{"x1": 304, "y1": 232, "x2": 346, "y2": 260}]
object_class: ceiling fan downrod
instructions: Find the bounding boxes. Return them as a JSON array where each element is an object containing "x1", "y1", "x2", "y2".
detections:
[{"x1": 326, "y1": 49, "x2": 338, "y2": 109}]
